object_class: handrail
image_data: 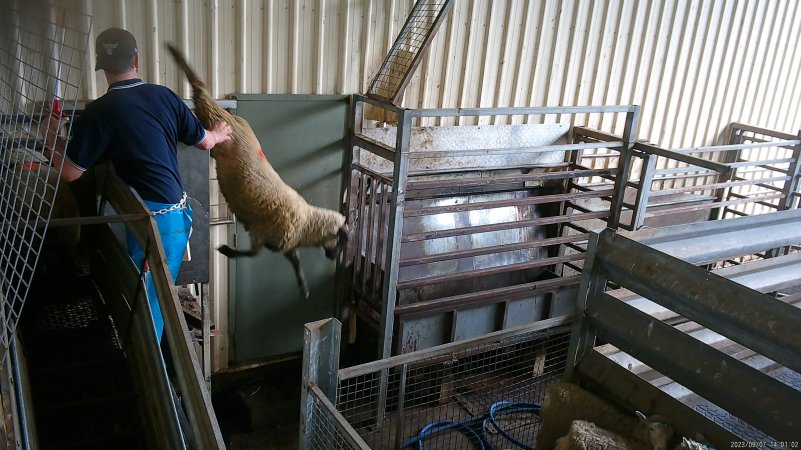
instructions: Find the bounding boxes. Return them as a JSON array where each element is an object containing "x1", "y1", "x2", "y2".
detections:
[{"x1": 103, "y1": 167, "x2": 225, "y2": 449}]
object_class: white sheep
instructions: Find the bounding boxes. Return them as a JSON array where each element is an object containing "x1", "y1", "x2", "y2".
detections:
[
  {"x1": 554, "y1": 420, "x2": 653, "y2": 450},
  {"x1": 537, "y1": 382, "x2": 674, "y2": 450},
  {"x1": 167, "y1": 44, "x2": 348, "y2": 298}
]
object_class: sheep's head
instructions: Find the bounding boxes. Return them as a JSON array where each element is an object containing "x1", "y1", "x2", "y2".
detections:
[
  {"x1": 636, "y1": 411, "x2": 674, "y2": 450},
  {"x1": 324, "y1": 223, "x2": 349, "y2": 260}
]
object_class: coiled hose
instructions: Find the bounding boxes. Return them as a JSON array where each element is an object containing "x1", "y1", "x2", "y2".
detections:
[{"x1": 398, "y1": 400, "x2": 540, "y2": 450}]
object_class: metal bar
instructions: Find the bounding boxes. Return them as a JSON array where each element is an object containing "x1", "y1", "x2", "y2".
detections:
[
  {"x1": 40, "y1": 213, "x2": 148, "y2": 227},
  {"x1": 730, "y1": 122, "x2": 799, "y2": 141},
  {"x1": 725, "y1": 157, "x2": 795, "y2": 168},
  {"x1": 596, "y1": 231, "x2": 801, "y2": 374},
  {"x1": 352, "y1": 172, "x2": 367, "y2": 288},
  {"x1": 373, "y1": 182, "x2": 389, "y2": 297},
  {"x1": 300, "y1": 319, "x2": 342, "y2": 448},
  {"x1": 608, "y1": 107, "x2": 640, "y2": 228},
  {"x1": 634, "y1": 141, "x2": 733, "y2": 174},
  {"x1": 352, "y1": 163, "x2": 393, "y2": 185},
  {"x1": 572, "y1": 126, "x2": 621, "y2": 142},
  {"x1": 361, "y1": 176, "x2": 378, "y2": 291},
  {"x1": 402, "y1": 210, "x2": 609, "y2": 243},
  {"x1": 587, "y1": 291, "x2": 801, "y2": 440},
  {"x1": 406, "y1": 168, "x2": 612, "y2": 191},
  {"x1": 404, "y1": 189, "x2": 614, "y2": 217},
  {"x1": 396, "y1": 253, "x2": 584, "y2": 290},
  {"x1": 399, "y1": 233, "x2": 589, "y2": 267},
  {"x1": 628, "y1": 208, "x2": 801, "y2": 264},
  {"x1": 737, "y1": 134, "x2": 800, "y2": 150},
  {"x1": 407, "y1": 141, "x2": 623, "y2": 159},
  {"x1": 393, "y1": 363, "x2": 408, "y2": 450},
  {"x1": 644, "y1": 192, "x2": 784, "y2": 218},
  {"x1": 777, "y1": 131, "x2": 801, "y2": 210},
  {"x1": 394, "y1": 275, "x2": 582, "y2": 318},
  {"x1": 630, "y1": 153, "x2": 657, "y2": 230},
  {"x1": 408, "y1": 105, "x2": 637, "y2": 118},
  {"x1": 352, "y1": 94, "x2": 406, "y2": 116},
  {"x1": 575, "y1": 350, "x2": 739, "y2": 448},
  {"x1": 670, "y1": 139, "x2": 801, "y2": 154},
  {"x1": 352, "y1": 135, "x2": 395, "y2": 161},
  {"x1": 378, "y1": 109, "x2": 412, "y2": 360},
  {"x1": 564, "y1": 233, "x2": 604, "y2": 381},
  {"x1": 338, "y1": 316, "x2": 572, "y2": 379},
  {"x1": 308, "y1": 385, "x2": 371, "y2": 450},
  {"x1": 651, "y1": 176, "x2": 789, "y2": 196}
]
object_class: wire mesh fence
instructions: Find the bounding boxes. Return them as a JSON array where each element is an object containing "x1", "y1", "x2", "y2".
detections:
[
  {"x1": 335, "y1": 324, "x2": 571, "y2": 449},
  {"x1": 307, "y1": 384, "x2": 370, "y2": 450},
  {"x1": 0, "y1": 3, "x2": 91, "y2": 355},
  {"x1": 366, "y1": 0, "x2": 453, "y2": 103}
]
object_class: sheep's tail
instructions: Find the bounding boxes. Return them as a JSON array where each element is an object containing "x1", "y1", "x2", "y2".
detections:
[
  {"x1": 166, "y1": 43, "x2": 227, "y2": 126},
  {"x1": 166, "y1": 43, "x2": 204, "y2": 89}
]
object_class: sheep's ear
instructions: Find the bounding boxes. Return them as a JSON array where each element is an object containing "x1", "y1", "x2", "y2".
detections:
[{"x1": 635, "y1": 410, "x2": 647, "y2": 423}]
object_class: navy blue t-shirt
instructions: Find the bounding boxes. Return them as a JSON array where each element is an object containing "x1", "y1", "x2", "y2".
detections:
[{"x1": 65, "y1": 78, "x2": 206, "y2": 204}]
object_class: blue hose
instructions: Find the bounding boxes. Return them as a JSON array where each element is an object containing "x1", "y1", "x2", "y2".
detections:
[
  {"x1": 398, "y1": 400, "x2": 540, "y2": 450},
  {"x1": 485, "y1": 401, "x2": 540, "y2": 450}
]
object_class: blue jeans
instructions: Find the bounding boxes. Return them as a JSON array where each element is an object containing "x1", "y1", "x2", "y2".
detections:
[{"x1": 127, "y1": 202, "x2": 193, "y2": 342}]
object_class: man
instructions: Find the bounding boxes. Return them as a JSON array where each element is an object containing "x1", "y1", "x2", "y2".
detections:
[{"x1": 43, "y1": 28, "x2": 232, "y2": 341}]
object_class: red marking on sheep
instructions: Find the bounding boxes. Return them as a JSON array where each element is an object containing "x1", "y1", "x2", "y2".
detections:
[{"x1": 257, "y1": 149, "x2": 267, "y2": 160}]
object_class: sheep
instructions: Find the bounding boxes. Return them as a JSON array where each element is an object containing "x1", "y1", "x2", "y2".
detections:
[
  {"x1": 166, "y1": 43, "x2": 348, "y2": 298},
  {"x1": 554, "y1": 420, "x2": 653, "y2": 450},
  {"x1": 672, "y1": 436, "x2": 714, "y2": 450},
  {"x1": 537, "y1": 382, "x2": 674, "y2": 450}
]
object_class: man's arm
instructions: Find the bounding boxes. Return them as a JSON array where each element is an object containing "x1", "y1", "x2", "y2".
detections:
[
  {"x1": 195, "y1": 121, "x2": 233, "y2": 151},
  {"x1": 37, "y1": 114, "x2": 85, "y2": 182}
]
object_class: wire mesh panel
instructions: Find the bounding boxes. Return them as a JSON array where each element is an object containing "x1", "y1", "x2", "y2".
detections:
[
  {"x1": 336, "y1": 324, "x2": 571, "y2": 449},
  {"x1": 0, "y1": 3, "x2": 91, "y2": 354},
  {"x1": 366, "y1": 0, "x2": 454, "y2": 103},
  {"x1": 306, "y1": 384, "x2": 371, "y2": 450}
]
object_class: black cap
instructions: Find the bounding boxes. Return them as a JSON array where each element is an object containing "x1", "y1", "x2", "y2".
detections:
[{"x1": 95, "y1": 28, "x2": 137, "y2": 72}]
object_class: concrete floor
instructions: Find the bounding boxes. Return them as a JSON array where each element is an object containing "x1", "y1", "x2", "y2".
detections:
[{"x1": 213, "y1": 358, "x2": 302, "y2": 450}]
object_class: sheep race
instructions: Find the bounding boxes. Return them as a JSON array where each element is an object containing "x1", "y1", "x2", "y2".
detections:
[{"x1": 167, "y1": 44, "x2": 348, "y2": 299}]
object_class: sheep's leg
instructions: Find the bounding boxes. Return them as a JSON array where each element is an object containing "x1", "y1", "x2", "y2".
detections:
[
  {"x1": 217, "y1": 244, "x2": 261, "y2": 258},
  {"x1": 284, "y1": 249, "x2": 309, "y2": 299}
]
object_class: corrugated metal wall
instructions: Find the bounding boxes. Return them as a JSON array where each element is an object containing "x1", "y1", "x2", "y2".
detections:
[{"x1": 71, "y1": 0, "x2": 801, "y2": 145}]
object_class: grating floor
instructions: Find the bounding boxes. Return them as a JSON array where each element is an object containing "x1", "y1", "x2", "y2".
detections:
[{"x1": 18, "y1": 244, "x2": 146, "y2": 450}]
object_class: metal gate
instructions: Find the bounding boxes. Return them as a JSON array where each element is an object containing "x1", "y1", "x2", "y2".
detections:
[{"x1": 0, "y1": 2, "x2": 91, "y2": 356}]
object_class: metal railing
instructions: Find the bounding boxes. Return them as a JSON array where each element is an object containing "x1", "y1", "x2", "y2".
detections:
[
  {"x1": 625, "y1": 123, "x2": 801, "y2": 230},
  {"x1": 341, "y1": 95, "x2": 640, "y2": 359}
]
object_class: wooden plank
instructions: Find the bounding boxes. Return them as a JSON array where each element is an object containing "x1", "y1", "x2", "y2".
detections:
[{"x1": 586, "y1": 292, "x2": 801, "y2": 440}]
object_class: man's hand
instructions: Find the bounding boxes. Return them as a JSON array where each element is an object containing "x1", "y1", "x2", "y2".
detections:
[
  {"x1": 196, "y1": 121, "x2": 233, "y2": 150},
  {"x1": 34, "y1": 112, "x2": 68, "y2": 160}
]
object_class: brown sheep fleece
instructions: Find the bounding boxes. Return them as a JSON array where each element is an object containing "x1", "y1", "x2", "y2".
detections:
[{"x1": 167, "y1": 43, "x2": 348, "y2": 298}]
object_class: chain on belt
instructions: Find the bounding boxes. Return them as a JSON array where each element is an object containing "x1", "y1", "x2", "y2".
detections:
[{"x1": 152, "y1": 192, "x2": 188, "y2": 215}]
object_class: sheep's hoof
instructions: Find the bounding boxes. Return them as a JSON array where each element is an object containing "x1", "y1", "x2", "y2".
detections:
[{"x1": 217, "y1": 245, "x2": 236, "y2": 257}]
